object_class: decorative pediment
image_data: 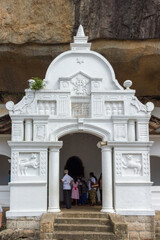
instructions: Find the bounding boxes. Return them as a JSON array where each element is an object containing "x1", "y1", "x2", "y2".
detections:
[{"x1": 59, "y1": 71, "x2": 102, "y2": 96}]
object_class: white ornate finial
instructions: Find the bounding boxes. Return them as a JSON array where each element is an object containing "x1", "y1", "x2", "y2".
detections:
[
  {"x1": 76, "y1": 25, "x2": 85, "y2": 37},
  {"x1": 146, "y1": 102, "x2": 154, "y2": 112},
  {"x1": 123, "y1": 80, "x2": 132, "y2": 90},
  {"x1": 70, "y1": 25, "x2": 91, "y2": 51}
]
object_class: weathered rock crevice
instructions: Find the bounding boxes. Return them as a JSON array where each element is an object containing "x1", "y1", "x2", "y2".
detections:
[
  {"x1": 0, "y1": 39, "x2": 159, "y2": 99},
  {"x1": 0, "y1": 0, "x2": 159, "y2": 100}
]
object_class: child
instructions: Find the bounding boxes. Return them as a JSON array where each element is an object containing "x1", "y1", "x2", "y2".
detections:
[
  {"x1": 0, "y1": 205, "x2": 2, "y2": 229},
  {"x1": 71, "y1": 178, "x2": 79, "y2": 206}
]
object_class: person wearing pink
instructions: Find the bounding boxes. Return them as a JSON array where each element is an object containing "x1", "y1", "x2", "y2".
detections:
[
  {"x1": 0, "y1": 205, "x2": 2, "y2": 229},
  {"x1": 71, "y1": 178, "x2": 79, "y2": 206}
]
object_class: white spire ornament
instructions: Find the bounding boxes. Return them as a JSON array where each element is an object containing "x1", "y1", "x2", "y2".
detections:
[
  {"x1": 70, "y1": 25, "x2": 91, "y2": 51},
  {"x1": 76, "y1": 25, "x2": 85, "y2": 37}
]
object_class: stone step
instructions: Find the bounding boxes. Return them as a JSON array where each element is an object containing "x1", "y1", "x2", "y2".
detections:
[
  {"x1": 156, "y1": 233, "x2": 160, "y2": 240},
  {"x1": 54, "y1": 223, "x2": 112, "y2": 232},
  {"x1": 156, "y1": 221, "x2": 160, "y2": 228},
  {"x1": 53, "y1": 231, "x2": 116, "y2": 240},
  {"x1": 58, "y1": 212, "x2": 108, "y2": 219},
  {"x1": 55, "y1": 217, "x2": 110, "y2": 225},
  {"x1": 156, "y1": 227, "x2": 160, "y2": 233}
]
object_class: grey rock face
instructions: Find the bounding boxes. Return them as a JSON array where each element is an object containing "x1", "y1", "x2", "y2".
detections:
[{"x1": 74, "y1": 0, "x2": 160, "y2": 40}]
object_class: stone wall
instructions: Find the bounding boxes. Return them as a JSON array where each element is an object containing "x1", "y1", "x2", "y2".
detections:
[
  {"x1": 124, "y1": 215, "x2": 155, "y2": 240},
  {"x1": 1, "y1": 212, "x2": 160, "y2": 239},
  {"x1": 155, "y1": 211, "x2": 160, "y2": 240},
  {"x1": 0, "y1": 0, "x2": 159, "y2": 104}
]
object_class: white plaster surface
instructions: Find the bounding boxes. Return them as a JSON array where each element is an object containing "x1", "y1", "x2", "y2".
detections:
[{"x1": 5, "y1": 25, "x2": 155, "y2": 217}]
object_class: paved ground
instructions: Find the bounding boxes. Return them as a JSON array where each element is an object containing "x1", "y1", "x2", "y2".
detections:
[{"x1": 60, "y1": 205, "x2": 102, "y2": 212}]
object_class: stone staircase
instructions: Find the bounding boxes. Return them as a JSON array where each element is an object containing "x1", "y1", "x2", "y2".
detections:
[
  {"x1": 53, "y1": 212, "x2": 115, "y2": 240},
  {"x1": 155, "y1": 211, "x2": 160, "y2": 240},
  {"x1": 40, "y1": 211, "x2": 128, "y2": 240}
]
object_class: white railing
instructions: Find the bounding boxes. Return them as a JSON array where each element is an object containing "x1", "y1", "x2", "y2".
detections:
[
  {"x1": 151, "y1": 186, "x2": 160, "y2": 210},
  {"x1": 0, "y1": 185, "x2": 10, "y2": 207}
]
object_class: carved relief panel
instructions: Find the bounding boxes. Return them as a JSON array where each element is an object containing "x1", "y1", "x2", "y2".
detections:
[
  {"x1": 92, "y1": 97, "x2": 103, "y2": 117},
  {"x1": 137, "y1": 123, "x2": 149, "y2": 141},
  {"x1": 19, "y1": 153, "x2": 40, "y2": 176},
  {"x1": 114, "y1": 123, "x2": 127, "y2": 141},
  {"x1": 12, "y1": 122, "x2": 24, "y2": 141},
  {"x1": 58, "y1": 95, "x2": 70, "y2": 117},
  {"x1": 122, "y1": 154, "x2": 142, "y2": 176},
  {"x1": 115, "y1": 151, "x2": 150, "y2": 179},
  {"x1": 72, "y1": 103, "x2": 90, "y2": 118},
  {"x1": 38, "y1": 101, "x2": 56, "y2": 115},
  {"x1": 11, "y1": 151, "x2": 47, "y2": 180},
  {"x1": 34, "y1": 124, "x2": 47, "y2": 141},
  {"x1": 105, "y1": 101, "x2": 124, "y2": 116}
]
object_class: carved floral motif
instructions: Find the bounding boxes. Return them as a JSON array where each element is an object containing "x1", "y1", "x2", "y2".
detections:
[
  {"x1": 71, "y1": 74, "x2": 90, "y2": 96},
  {"x1": 76, "y1": 58, "x2": 84, "y2": 64}
]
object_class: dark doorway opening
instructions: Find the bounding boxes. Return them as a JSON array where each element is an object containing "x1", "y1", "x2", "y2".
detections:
[{"x1": 64, "y1": 156, "x2": 84, "y2": 178}]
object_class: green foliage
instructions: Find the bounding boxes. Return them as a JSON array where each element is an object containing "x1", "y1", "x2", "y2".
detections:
[{"x1": 31, "y1": 77, "x2": 44, "y2": 90}]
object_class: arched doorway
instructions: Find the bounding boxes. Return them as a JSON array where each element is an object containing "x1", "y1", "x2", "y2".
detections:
[
  {"x1": 150, "y1": 155, "x2": 160, "y2": 209},
  {"x1": 0, "y1": 155, "x2": 10, "y2": 185},
  {"x1": 64, "y1": 156, "x2": 84, "y2": 178},
  {"x1": 59, "y1": 133, "x2": 102, "y2": 203},
  {"x1": 150, "y1": 156, "x2": 160, "y2": 186},
  {"x1": 0, "y1": 154, "x2": 10, "y2": 207}
]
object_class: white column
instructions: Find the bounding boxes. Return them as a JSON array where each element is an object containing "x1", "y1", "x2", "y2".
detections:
[
  {"x1": 48, "y1": 145, "x2": 62, "y2": 212},
  {"x1": 128, "y1": 120, "x2": 135, "y2": 141},
  {"x1": 25, "y1": 119, "x2": 32, "y2": 141},
  {"x1": 99, "y1": 144, "x2": 114, "y2": 213}
]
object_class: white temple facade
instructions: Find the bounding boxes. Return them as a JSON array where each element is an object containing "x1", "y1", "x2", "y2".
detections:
[{"x1": 5, "y1": 25, "x2": 155, "y2": 217}]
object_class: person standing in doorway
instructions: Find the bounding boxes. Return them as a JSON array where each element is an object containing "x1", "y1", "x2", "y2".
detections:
[
  {"x1": 0, "y1": 205, "x2": 2, "y2": 229},
  {"x1": 89, "y1": 172, "x2": 97, "y2": 206},
  {"x1": 71, "y1": 177, "x2": 79, "y2": 206},
  {"x1": 98, "y1": 173, "x2": 102, "y2": 204},
  {"x1": 61, "y1": 169, "x2": 73, "y2": 209}
]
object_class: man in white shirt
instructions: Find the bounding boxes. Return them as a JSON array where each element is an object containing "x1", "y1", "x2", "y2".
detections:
[{"x1": 61, "y1": 169, "x2": 73, "y2": 209}]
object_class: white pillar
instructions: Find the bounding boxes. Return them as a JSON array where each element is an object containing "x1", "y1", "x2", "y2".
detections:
[
  {"x1": 128, "y1": 120, "x2": 135, "y2": 141},
  {"x1": 98, "y1": 143, "x2": 114, "y2": 213},
  {"x1": 25, "y1": 119, "x2": 32, "y2": 141},
  {"x1": 48, "y1": 145, "x2": 62, "y2": 212}
]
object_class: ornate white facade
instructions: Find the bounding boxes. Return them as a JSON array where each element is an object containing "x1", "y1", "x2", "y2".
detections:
[{"x1": 6, "y1": 25, "x2": 155, "y2": 217}]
